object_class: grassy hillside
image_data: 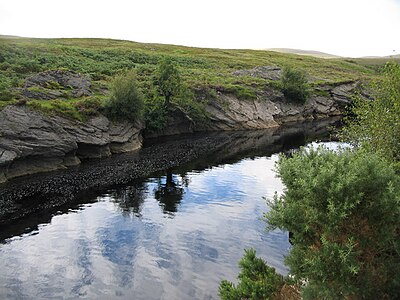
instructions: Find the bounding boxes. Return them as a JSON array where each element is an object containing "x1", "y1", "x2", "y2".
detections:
[{"x1": 0, "y1": 36, "x2": 395, "y2": 123}]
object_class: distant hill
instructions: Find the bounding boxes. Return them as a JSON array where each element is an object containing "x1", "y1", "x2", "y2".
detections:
[
  {"x1": 361, "y1": 54, "x2": 400, "y2": 59},
  {"x1": 0, "y1": 34, "x2": 22, "y2": 38},
  {"x1": 267, "y1": 48, "x2": 341, "y2": 59}
]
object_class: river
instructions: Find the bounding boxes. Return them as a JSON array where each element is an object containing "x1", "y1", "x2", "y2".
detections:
[{"x1": 0, "y1": 120, "x2": 339, "y2": 299}]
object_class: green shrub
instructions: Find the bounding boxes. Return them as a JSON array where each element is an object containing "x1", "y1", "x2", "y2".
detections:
[
  {"x1": 144, "y1": 95, "x2": 168, "y2": 132},
  {"x1": 174, "y1": 85, "x2": 209, "y2": 125},
  {"x1": 12, "y1": 58, "x2": 42, "y2": 74},
  {"x1": 155, "y1": 57, "x2": 181, "y2": 106},
  {"x1": 342, "y1": 61, "x2": 400, "y2": 162},
  {"x1": 219, "y1": 249, "x2": 285, "y2": 300},
  {"x1": 103, "y1": 70, "x2": 145, "y2": 122},
  {"x1": 265, "y1": 147, "x2": 400, "y2": 299},
  {"x1": 0, "y1": 80, "x2": 15, "y2": 101},
  {"x1": 280, "y1": 67, "x2": 310, "y2": 103}
]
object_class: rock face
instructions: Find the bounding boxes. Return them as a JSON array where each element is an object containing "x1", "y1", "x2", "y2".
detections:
[
  {"x1": 0, "y1": 106, "x2": 142, "y2": 183},
  {"x1": 196, "y1": 81, "x2": 357, "y2": 131},
  {"x1": 233, "y1": 66, "x2": 282, "y2": 80},
  {"x1": 0, "y1": 70, "x2": 359, "y2": 182},
  {"x1": 144, "y1": 80, "x2": 358, "y2": 137},
  {"x1": 20, "y1": 70, "x2": 92, "y2": 100}
]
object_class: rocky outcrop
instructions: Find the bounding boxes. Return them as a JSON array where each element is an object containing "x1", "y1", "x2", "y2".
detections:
[
  {"x1": 0, "y1": 106, "x2": 142, "y2": 183},
  {"x1": 19, "y1": 70, "x2": 92, "y2": 100},
  {"x1": 196, "y1": 81, "x2": 357, "y2": 131},
  {"x1": 0, "y1": 68, "x2": 358, "y2": 182},
  {"x1": 201, "y1": 92, "x2": 280, "y2": 130},
  {"x1": 233, "y1": 66, "x2": 282, "y2": 80}
]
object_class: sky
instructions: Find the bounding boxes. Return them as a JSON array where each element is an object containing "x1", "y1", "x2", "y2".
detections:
[{"x1": 1, "y1": 0, "x2": 399, "y2": 57}]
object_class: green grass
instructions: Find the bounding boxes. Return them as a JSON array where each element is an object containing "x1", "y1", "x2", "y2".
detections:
[
  {"x1": 24, "y1": 96, "x2": 106, "y2": 121},
  {"x1": 0, "y1": 36, "x2": 396, "y2": 121},
  {"x1": 0, "y1": 99, "x2": 18, "y2": 110}
]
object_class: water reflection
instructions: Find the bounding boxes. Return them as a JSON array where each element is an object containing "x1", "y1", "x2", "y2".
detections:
[
  {"x1": 154, "y1": 170, "x2": 185, "y2": 215},
  {"x1": 1, "y1": 156, "x2": 290, "y2": 299},
  {"x1": 109, "y1": 182, "x2": 147, "y2": 217},
  {"x1": 0, "y1": 120, "x2": 341, "y2": 300}
]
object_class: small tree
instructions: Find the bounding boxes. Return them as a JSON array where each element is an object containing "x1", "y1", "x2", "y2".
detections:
[
  {"x1": 104, "y1": 70, "x2": 144, "y2": 122},
  {"x1": 155, "y1": 57, "x2": 181, "y2": 106},
  {"x1": 280, "y1": 67, "x2": 310, "y2": 103},
  {"x1": 265, "y1": 147, "x2": 400, "y2": 299}
]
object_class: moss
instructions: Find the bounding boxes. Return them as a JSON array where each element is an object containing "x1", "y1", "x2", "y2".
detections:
[
  {"x1": 74, "y1": 96, "x2": 105, "y2": 116},
  {"x1": 313, "y1": 89, "x2": 331, "y2": 97},
  {"x1": 45, "y1": 80, "x2": 63, "y2": 90},
  {"x1": 27, "y1": 86, "x2": 48, "y2": 93},
  {"x1": 27, "y1": 99, "x2": 85, "y2": 121},
  {"x1": 0, "y1": 100, "x2": 17, "y2": 110}
]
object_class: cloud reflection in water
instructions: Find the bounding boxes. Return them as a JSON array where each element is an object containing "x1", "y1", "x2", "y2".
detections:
[{"x1": 0, "y1": 155, "x2": 290, "y2": 300}]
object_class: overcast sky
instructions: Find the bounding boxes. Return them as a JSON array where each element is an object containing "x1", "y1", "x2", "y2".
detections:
[{"x1": 1, "y1": 0, "x2": 399, "y2": 57}]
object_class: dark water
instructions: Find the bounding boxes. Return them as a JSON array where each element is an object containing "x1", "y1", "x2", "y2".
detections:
[{"x1": 0, "y1": 124, "x2": 339, "y2": 299}]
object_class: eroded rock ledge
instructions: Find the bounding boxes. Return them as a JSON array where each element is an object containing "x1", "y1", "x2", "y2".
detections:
[
  {"x1": 0, "y1": 106, "x2": 142, "y2": 183},
  {"x1": 0, "y1": 77, "x2": 358, "y2": 183},
  {"x1": 155, "y1": 81, "x2": 358, "y2": 135}
]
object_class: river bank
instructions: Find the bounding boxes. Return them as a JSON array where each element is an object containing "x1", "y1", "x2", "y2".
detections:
[{"x1": 0, "y1": 118, "x2": 338, "y2": 229}]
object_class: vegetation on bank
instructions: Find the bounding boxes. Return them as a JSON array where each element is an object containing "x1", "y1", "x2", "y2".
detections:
[
  {"x1": 280, "y1": 67, "x2": 310, "y2": 103},
  {"x1": 1, "y1": 37, "x2": 399, "y2": 298},
  {"x1": 342, "y1": 62, "x2": 400, "y2": 162},
  {"x1": 103, "y1": 70, "x2": 144, "y2": 122},
  {"x1": 219, "y1": 62, "x2": 400, "y2": 299},
  {"x1": 0, "y1": 36, "x2": 397, "y2": 131},
  {"x1": 219, "y1": 249, "x2": 287, "y2": 300},
  {"x1": 267, "y1": 148, "x2": 399, "y2": 299}
]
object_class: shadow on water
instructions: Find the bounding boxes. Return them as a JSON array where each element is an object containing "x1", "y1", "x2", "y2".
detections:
[{"x1": 0, "y1": 118, "x2": 339, "y2": 241}]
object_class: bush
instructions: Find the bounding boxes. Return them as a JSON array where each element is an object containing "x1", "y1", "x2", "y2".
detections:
[
  {"x1": 103, "y1": 70, "x2": 144, "y2": 122},
  {"x1": 280, "y1": 67, "x2": 310, "y2": 103},
  {"x1": 265, "y1": 147, "x2": 400, "y2": 299},
  {"x1": 155, "y1": 57, "x2": 181, "y2": 106},
  {"x1": 0, "y1": 74, "x2": 17, "y2": 101},
  {"x1": 342, "y1": 61, "x2": 400, "y2": 162},
  {"x1": 219, "y1": 249, "x2": 285, "y2": 300},
  {"x1": 144, "y1": 95, "x2": 168, "y2": 132}
]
